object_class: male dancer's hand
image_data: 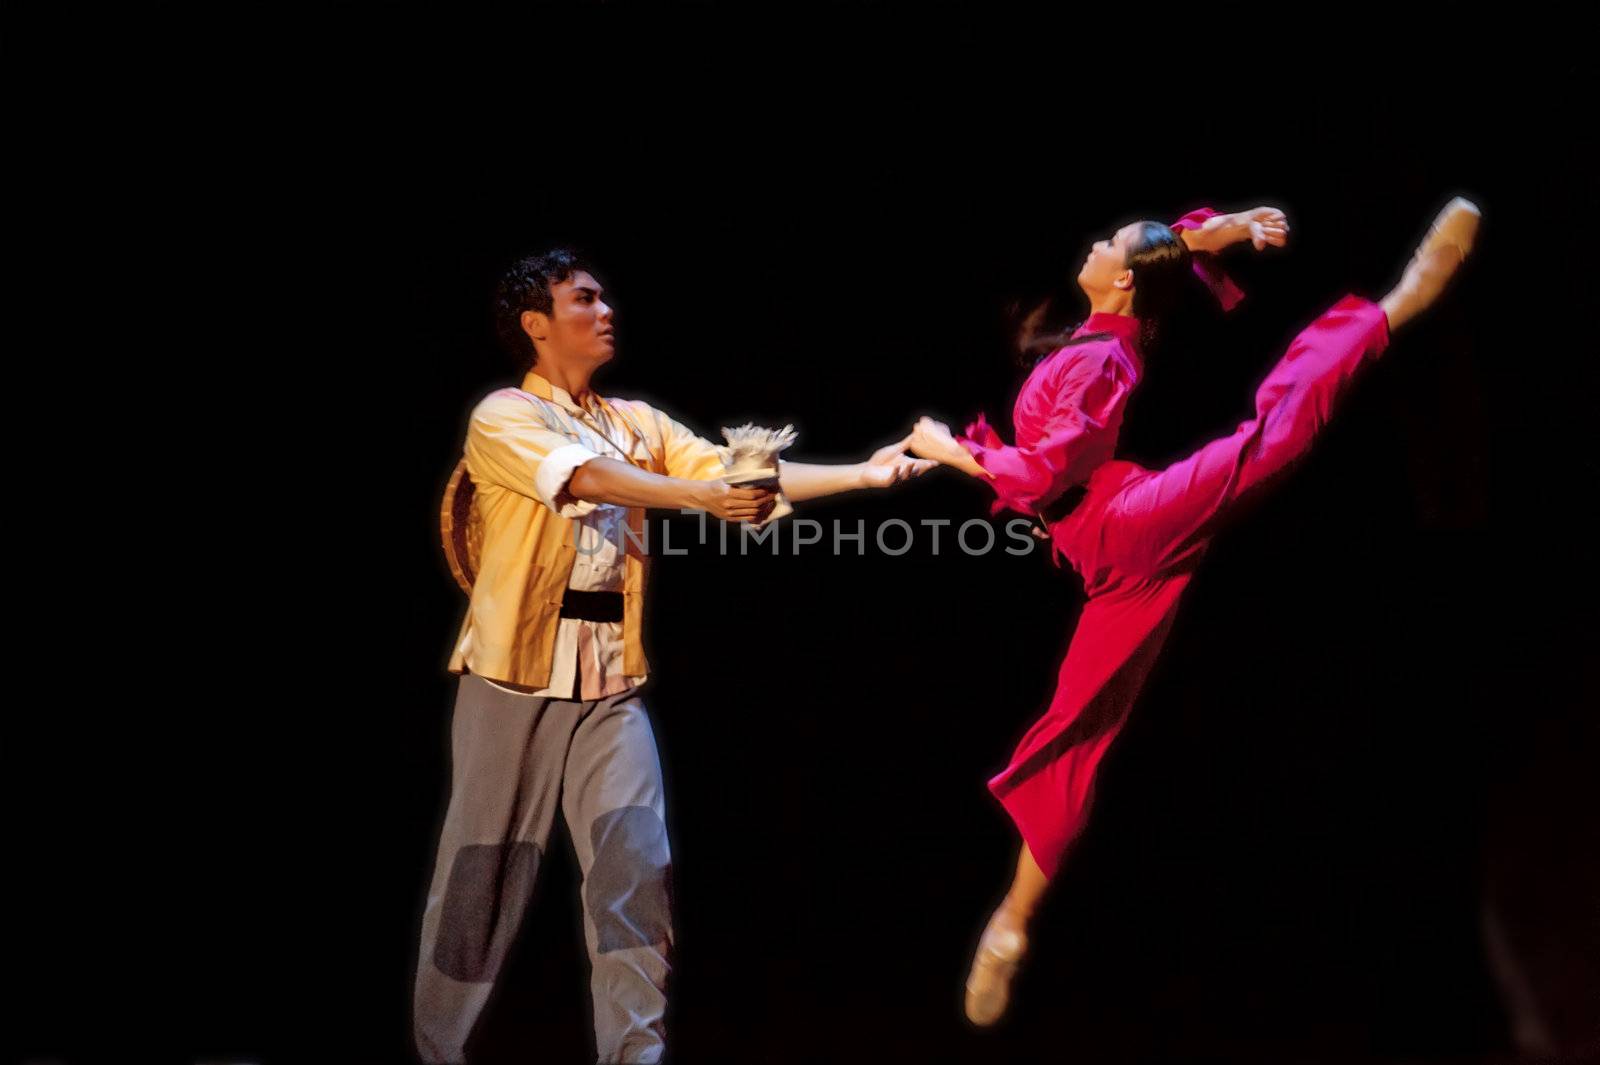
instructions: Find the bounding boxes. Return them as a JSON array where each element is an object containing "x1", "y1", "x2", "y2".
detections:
[
  {"x1": 860, "y1": 435, "x2": 938, "y2": 488},
  {"x1": 692, "y1": 480, "x2": 777, "y2": 522}
]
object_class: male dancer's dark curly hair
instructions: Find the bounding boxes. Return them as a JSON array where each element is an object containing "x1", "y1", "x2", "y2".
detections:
[{"x1": 493, "y1": 248, "x2": 594, "y2": 368}]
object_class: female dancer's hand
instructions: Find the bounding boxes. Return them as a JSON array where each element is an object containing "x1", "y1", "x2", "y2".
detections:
[
  {"x1": 908, "y1": 417, "x2": 961, "y2": 464},
  {"x1": 1235, "y1": 206, "x2": 1290, "y2": 251},
  {"x1": 1188, "y1": 206, "x2": 1290, "y2": 253},
  {"x1": 908, "y1": 416, "x2": 988, "y2": 478}
]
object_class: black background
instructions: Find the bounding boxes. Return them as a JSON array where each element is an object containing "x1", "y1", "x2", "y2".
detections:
[{"x1": 11, "y1": 9, "x2": 1597, "y2": 1064}]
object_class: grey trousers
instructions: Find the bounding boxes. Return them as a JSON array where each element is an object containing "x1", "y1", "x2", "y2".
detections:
[{"x1": 414, "y1": 673, "x2": 673, "y2": 1064}]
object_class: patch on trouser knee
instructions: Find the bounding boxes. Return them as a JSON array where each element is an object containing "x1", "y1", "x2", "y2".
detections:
[
  {"x1": 433, "y1": 841, "x2": 541, "y2": 982},
  {"x1": 585, "y1": 807, "x2": 672, "y2": 954}
]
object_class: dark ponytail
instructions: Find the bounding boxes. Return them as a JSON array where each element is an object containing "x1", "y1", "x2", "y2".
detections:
[
  {"x1": 1010, "y1": 295, "x2": 1112, "y2": 368},
  {"x1": 1011, "y1": 219, "x2": 1193, "y2": 366},
  {"x1": 1124, "y1": 220, "x2": 1191, "y2": 352}
]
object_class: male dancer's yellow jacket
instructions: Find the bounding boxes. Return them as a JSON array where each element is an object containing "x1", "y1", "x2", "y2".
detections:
[{"x1": 447, "y1": 369, "x2": 728, "y2": 689}]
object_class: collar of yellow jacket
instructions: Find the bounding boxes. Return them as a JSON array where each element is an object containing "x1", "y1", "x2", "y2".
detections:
[{"x1": 521, "y1": 369, "x2": 603, "y2": 414}]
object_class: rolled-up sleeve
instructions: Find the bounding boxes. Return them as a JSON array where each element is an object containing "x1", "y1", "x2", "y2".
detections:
[
  {"x1": 465, "y1": 392, "x2": 602, "y2": 518},
  {"x1": 532, "y1": 442, "x2": 604, "y2": 517}
]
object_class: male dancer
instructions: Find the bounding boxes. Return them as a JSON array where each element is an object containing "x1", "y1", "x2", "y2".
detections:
[{"x1": 415, "y1": 249, "x2": 932, "y2": 1063}]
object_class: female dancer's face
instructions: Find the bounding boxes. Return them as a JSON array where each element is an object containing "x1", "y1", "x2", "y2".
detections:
[{"x1": 1077, "y1": 224, "x2": 1138, "y2": 300}]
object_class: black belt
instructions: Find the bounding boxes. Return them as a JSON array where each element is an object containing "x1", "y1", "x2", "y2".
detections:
[
  {"x1": 1037, "y1": 483, "x2": 1088, "y2": 526},
  {"x1": 559, "y1": 590, "x2": 624, "y2": 623}
]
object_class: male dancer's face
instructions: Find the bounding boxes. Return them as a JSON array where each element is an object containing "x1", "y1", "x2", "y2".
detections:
[
  {"x1": 1077, "y1": 224, "x2": 1137, "y2": 299},
  {"x1": 523, "y1": 270, "x2": 617, "y2": 368}
]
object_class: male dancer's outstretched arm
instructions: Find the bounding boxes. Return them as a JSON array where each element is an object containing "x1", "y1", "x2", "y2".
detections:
[
  {"x1": 566, "y1": 458, "x2": 777, "y2": 521},
  {"x1": 566, "y1": 435, "x2": 933, "y2": 517},
  {"x1": 780, "y1": 435, "x2": 936, "y2": 500}
]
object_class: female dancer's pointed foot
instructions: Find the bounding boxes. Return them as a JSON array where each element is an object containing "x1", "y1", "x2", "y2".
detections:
[
  {"x1": 964, "y1": 909, "x2": 1029, "y2": 1027},
  {"x1": 1381, "y1": 196, "x2": 1481, "y2": 330}
]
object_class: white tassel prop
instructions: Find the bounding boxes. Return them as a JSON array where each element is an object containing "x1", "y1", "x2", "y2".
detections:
[{"x1": 719, "y1": 423, "x2": 797, "y2": 524}]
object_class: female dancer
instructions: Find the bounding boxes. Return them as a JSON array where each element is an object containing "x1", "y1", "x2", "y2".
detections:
[{"x1": 907, "y1": 198, "x2": 1480, "y2": 1025}]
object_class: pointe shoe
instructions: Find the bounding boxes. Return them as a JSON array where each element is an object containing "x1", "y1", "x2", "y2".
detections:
[
  {"x1": 963, "y1": 920, "x2": 1028, "y2": 1027},
  {"x1": 1382, "y1": 197, "x2": 1481, "y2": 328},
  {"x1": 1419, "y1": 196, "x2": 1481, "y2": 261}
]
